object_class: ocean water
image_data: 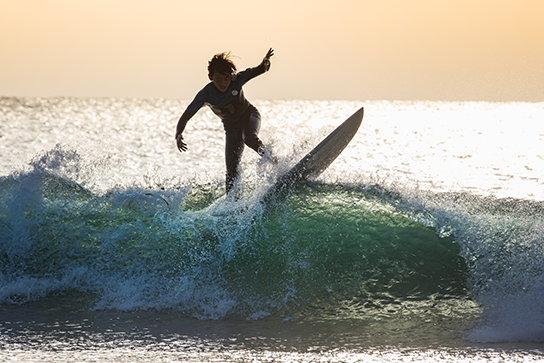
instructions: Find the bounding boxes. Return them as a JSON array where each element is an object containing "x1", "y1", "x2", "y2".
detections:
[{"x1": 1, "y1": 97, "x2": 544, "y2": 361}]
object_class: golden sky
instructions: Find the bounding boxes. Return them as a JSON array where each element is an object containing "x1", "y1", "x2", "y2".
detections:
[{"x1": 1, "y1": 0, "x2": 543, "y2": 101}]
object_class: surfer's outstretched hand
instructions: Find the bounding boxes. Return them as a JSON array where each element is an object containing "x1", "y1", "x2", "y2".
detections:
[
  {"x1": 176, "y1": 134, "x2": 187, "y2": 152},
  {"x1": 264, "y1": 48, "x2": 274, "y2": 60},
  {"x1": 262, "y1": 48, "x2": 274, "y2": 70}
]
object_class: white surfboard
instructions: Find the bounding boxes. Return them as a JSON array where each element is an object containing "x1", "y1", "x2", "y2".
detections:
[{"x1": 272, "y1": 107, "x2": 364, "y2": 192}]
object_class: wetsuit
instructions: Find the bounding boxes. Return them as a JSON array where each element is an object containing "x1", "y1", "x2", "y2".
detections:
[{"x1": 176, "y1": 61, "x2": 270, "y2": 193}]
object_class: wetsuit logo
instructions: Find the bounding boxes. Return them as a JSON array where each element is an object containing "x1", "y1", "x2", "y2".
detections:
[{"x1": 231, "y1": 90, "x2": 239, "y2": 96}]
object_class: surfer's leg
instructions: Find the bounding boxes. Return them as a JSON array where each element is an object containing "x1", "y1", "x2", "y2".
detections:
[
  {"x1": 243, "y1": 110, "x2": 265, "y2": 155},
  {"x1": 243, "y1": 110, "x2": 278, "y2": 164},
  {"x1": 225, "y1": 128, "x2": 245, "y2": 194}
]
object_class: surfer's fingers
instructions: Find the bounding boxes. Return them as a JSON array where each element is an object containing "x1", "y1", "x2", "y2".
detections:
[{"x1": 176, "y1": 137, "x2": 188, "y2": 152}]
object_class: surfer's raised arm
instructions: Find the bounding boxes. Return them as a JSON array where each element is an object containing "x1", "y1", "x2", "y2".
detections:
[{"x1": 262, "y1": 48, "x2": 274, "y2": 71}]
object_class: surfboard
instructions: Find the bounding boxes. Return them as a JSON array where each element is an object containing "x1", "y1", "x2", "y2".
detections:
[{"x1": 272, "y1": 107, "x2": 364, "y2": 192}]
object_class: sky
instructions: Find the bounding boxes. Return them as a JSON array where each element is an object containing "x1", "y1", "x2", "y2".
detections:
[{"x1": 1, "y1": 0, "x2": 543, "y2": 102}]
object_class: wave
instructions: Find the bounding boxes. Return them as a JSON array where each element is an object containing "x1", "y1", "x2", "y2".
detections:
[
  {"x1": 1, "y1": 145, "x2": 543, "y2": 342},
  {"x1": 0, "y1": 145, "x2": 465, "y2": 311}
]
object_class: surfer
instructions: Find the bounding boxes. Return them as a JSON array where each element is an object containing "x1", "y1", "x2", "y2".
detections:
[{"x1": 175, "y1": 48, "x2": 275, "y2": 194}]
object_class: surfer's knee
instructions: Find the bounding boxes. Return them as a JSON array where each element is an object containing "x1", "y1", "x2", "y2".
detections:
[{"x1": 243, "y1": 111, "x2": 261, "y2": 147}]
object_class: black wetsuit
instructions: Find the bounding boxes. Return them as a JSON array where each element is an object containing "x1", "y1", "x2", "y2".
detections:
[{"x1": 176, "y1": 61, "x2": 270, "y2": 193}]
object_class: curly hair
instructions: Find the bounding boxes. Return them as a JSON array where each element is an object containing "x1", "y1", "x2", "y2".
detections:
[{"x1": 208, "y1": 52, "x2": 237, "y2": 76}]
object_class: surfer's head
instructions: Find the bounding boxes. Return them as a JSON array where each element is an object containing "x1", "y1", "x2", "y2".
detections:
[{"x1": 208, "y1": 52, "x2": 236, "y2": 93}]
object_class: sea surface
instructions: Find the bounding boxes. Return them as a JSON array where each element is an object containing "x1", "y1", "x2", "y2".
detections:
[{"x1": 1, "y1": 97, "x2": 544, "y2": 362}]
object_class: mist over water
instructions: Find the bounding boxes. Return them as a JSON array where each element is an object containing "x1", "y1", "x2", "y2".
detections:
[{"x1": 1, "y1": 97, "x2": 544, "y2": 361}]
